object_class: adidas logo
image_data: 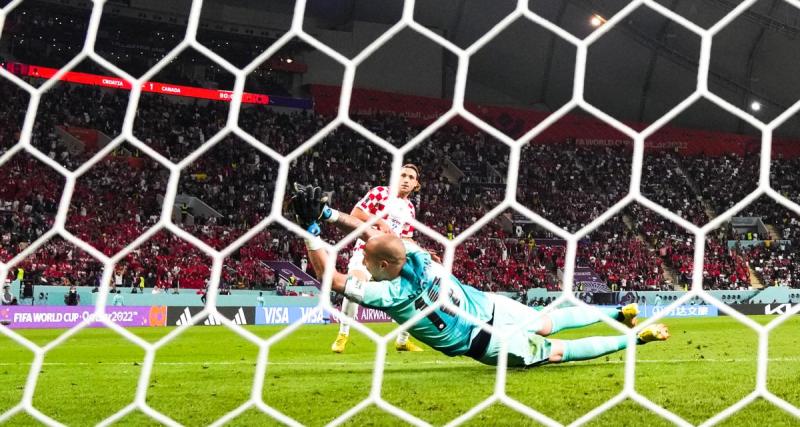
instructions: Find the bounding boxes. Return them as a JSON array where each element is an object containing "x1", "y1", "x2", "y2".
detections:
[
  {"x1": 175, "y1": 307, "x2": 192, "y2": 326},
  {"x1": 233, "y1": 307, "x2": 247, "y2": 325},
  {"x1": 203, "y1": 308, "x2": 247, "y2": 325},
  {"x1": 174, "y1": 307, "x2": 248, "y2": 326},
  {"x1": 203, "y1": 314, "x2": 222, "y2": 326}
]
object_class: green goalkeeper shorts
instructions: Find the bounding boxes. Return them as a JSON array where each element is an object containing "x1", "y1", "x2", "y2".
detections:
[{"x1": 476, "y1": 294, "x2": 553, "y2": 367}]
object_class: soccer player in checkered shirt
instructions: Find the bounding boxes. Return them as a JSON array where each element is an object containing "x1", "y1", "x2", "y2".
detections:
[{"x1": 332, "y1": 164, "x2": 425, "y2": 353}]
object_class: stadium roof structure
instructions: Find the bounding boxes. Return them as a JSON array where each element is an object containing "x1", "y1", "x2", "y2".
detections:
[
  {"x1": 302, "y1": 0, "x2": 800, "y2": 137},
  {"x1": 16, "y1": 0, "x2": 800, "y2": 136}
]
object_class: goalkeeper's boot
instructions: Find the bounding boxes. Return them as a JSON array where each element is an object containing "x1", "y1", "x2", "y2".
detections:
[
  {"x1": 637, "y1": 323, "x2": 670, "y2": 344},
  {"x1": 619, "y1": 303, "x2": 639, "y2": 328},
  {"x1": 331, "y1": 333, "x2": 349, "y2": 353},
  {"x1": 395, "y1": 339, "x2": 424, "y2": 352}
]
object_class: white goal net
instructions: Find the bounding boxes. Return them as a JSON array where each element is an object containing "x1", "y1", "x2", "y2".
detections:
[{"x1": 0, "y1": 0, "x2": 799, "y2": 425}]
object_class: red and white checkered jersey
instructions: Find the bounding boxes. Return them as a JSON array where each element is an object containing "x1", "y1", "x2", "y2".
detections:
[{"x1": 353, "y1": 186, "x2": 416, "y2": 251}]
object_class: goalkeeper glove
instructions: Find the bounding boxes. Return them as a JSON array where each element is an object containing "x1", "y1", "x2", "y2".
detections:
[{"x1": 291, "y1": 183, "x2": 336, "y2": 234}]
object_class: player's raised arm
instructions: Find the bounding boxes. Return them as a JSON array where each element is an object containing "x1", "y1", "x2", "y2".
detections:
[
  {"x1": 291, "y1": 183, "x2": 383, "y2": 242},
  {"x1": 289, "y1": 184, "x2": 382, "y2": 293},
  {"x1": 289, "y1": 184, "x2": 353, "y2": 294},
  {"x1": 303, "y1": 238, "x2": 348, "y2": 294},
  {"x1": 329, "y1": 210, "x2": 386, "y2": 241}
]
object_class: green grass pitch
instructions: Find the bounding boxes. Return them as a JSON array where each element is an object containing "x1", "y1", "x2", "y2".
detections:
[{"x1": 0, "y1": 316, "x2": 798, "y2": 426}]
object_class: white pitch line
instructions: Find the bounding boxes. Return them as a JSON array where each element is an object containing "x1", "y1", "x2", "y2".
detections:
[{"x1": 2, "y1": 357, "x2": 798, "y2": 367}]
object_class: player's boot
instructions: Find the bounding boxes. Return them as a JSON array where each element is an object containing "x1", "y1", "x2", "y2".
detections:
[
  {"x1": 619, "y1": 303, "x2": 639, "y2": 328},
  {"x1": 395, "y1": 340, "x2": 424, "y2": 352},
  {"x1": 331, "y1": 333, "x2": 349, "y2": 353},
  {"x1": 637, "y1": 323, "x2": 670, "y2": 343}
]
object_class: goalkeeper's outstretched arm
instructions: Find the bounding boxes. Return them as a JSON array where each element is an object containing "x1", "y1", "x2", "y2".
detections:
[
  {"x1": 304, "y1": 244, "x2": 348, "y2": 294},
  {"x1": 304, "y1": 208, "x2": 382, "y2": 294}
]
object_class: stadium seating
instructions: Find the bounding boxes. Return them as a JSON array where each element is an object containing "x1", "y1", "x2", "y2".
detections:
[
  {"x1": 0, "y1": 155, "x2": 63, "y2": 263},
  {"x1": 0, "y1": 80, "x2": 27, "y2": 157},
  {"x1": 6, "y1": 99, "x2": 800, "y2": 291},
  {"x1": 1, "y1": 1, "x2": 798, "y2": 293},
  {"x1": 32, "y1": 80, "x2": 128, "y2": 169},
  {"x1": 518, "y1": 142, "x2": 632, "y2": 233}
]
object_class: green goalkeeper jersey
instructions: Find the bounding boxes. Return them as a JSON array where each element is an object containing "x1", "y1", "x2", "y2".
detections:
[{"x1": 344, "y1": 241, "x2": 494, "y2": 357}]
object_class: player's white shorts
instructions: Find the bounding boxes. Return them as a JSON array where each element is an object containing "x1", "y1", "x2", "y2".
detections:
[
  {"x1": 476, "y1": 294, "x2": 552, "y2": 367},
  {"x1": 346, "y1": 249, "x2": 369, "y2": 274}
]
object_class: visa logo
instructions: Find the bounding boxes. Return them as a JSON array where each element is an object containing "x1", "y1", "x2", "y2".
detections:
[{"x1": 262, "y1": 307, "x2": 289, "y2": 324}]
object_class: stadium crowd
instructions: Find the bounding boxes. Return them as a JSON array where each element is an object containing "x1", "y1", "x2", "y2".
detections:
[
  {"x1": 0, "y1": 0, "x2": 798, "y2": 293},
  {"x1": 177, "y1": 135, "x2": 278, "y2": 249},
  {"x1": 5, "y1": 99, "x2": 800, "y2": 292},
  {"x1": 449, "y1": 219, "x2": 563, "y2": 293},
  {"x1": 1, "y1": 0, "x2": 291, "y2": 77},
  {"x1": 772, "y1": 155, "x2": 800, "y2": 203},
  {"x1": 681, "y1": 153, "x2": 759, "y2": 217},
  {"x1": 578, "y1": 213, "x2": 669, "y2": 291},
  {"x1": 1, "y1": 1, "x2": 91, "y2": 74},
  {"x1": 518, "y1": 142, "x2": 632, "y2": 232},
  {"x1": 0, "y1": 154, "x2": 63, "y2": 263},
  {"x1": 134, "y1": 94, "x2": 229, "y2": 164},
  {"x1": 642, "y1": 153, "x2": 709, "y2": 225},
  {"x1": 0, "y1": 80, "x2": 27, "y2": 157},
  {"x1": 66, "y1": 153, "x2": 166, "y2": 256},
  {"x1": 33, "y1": 79, "x2": 128, "y2": 170},
  {"x1": 8, "y1": 237, "x2": 102, "y2": 288}
]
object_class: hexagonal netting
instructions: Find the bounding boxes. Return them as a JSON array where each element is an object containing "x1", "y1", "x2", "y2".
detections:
[{"x1": 0, "y1": 0, "x2": 799, "y2": 426}]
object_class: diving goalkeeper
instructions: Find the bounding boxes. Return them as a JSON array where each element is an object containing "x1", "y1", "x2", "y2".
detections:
[{"x1": 292, "y1": 185, "x2": 669, "y2": 367}]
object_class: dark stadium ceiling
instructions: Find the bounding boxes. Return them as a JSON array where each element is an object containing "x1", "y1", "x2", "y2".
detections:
[
  {"x1": 309, "y1": 0, "x2": 800, "y2": 137},
  {"x1": 18, "y1": 0, "x2": 800, "y2": 137},
  {"x1": 238, "y1": 0, "x2": 800, "y2": 137}
]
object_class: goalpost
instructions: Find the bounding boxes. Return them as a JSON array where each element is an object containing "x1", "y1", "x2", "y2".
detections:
[{"x1": 0, "y1": 0, "x2": 799, "y2": 425}]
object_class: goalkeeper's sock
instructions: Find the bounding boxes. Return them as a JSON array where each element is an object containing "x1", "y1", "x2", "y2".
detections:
[
  {"x1": 395, "y1": 331, "x2": 409, "y2": 345},
  {"x1": 561, "y1": 335, "x2": 628, "y2": 362},
  {"x1": 338, "y1": 297, "x2": 359, "y2": 335},
  {"x1": 548, "y1": 306, "x2": 622, "y2": 334}
]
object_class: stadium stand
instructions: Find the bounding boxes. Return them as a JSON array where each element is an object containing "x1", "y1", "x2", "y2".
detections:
[
  {"x1": 177, "y1": 135, "x2": 278, "y2": 249},
  {"x1": 1, "y1": 1, "x2": 799, "y2": 296},
  {"x1": 0, "y1": 80, "x2": 27, "y2": 156},
  {"x1": 134, "y1": 92, "x2": 229, "y2": 164},
  {"x1": 5, "y1": 95, "x2": 800, "y2": 292},
  {"x1": 518, "y1": 141, "x2": 631, "y2": 233},
  {"x1": 0, "y1": 154, "x2": 63, "y2": 262},
  {"x1": 66, "y1": 150, "x2": 166, "y2": 256},
  {"x1": 642, "y1": 152, "x2": 710, "y2": 225},
  {"x1": 33, "y1": 76, "x2": 128, "y2": 169}
]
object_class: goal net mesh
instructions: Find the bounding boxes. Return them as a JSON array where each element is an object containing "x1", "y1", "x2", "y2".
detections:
[{"x1": 0, "y1": 0, "x2": 799, "y2": 425}]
